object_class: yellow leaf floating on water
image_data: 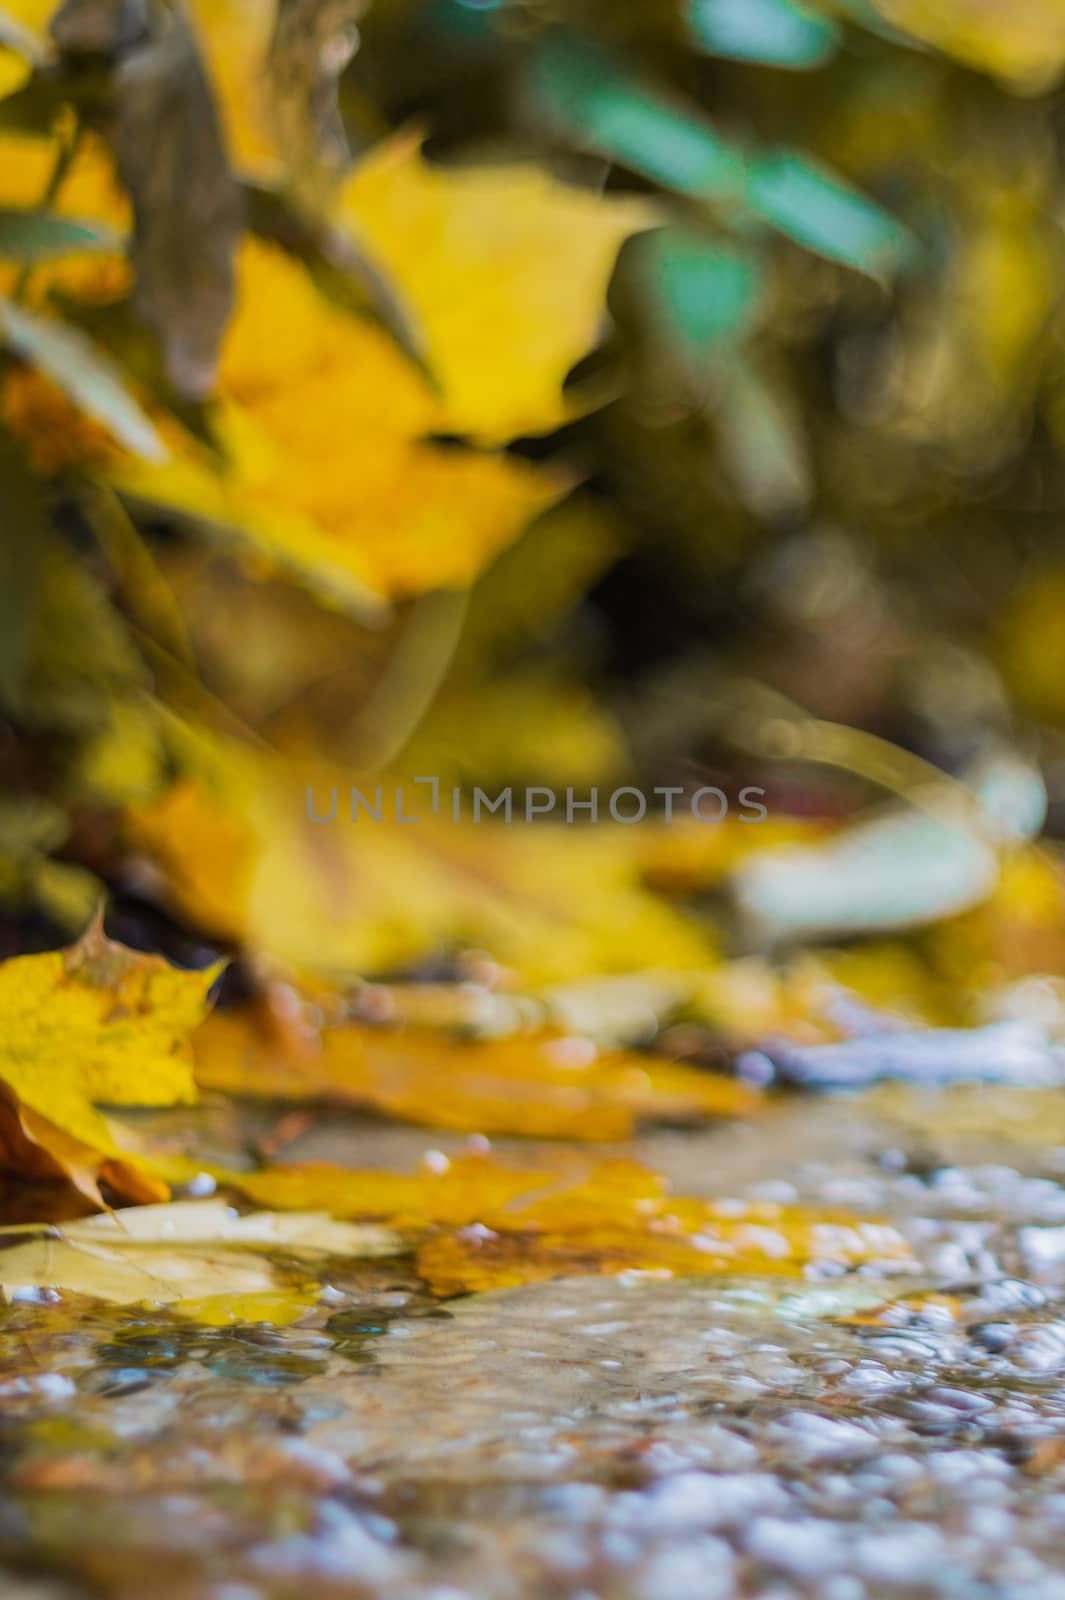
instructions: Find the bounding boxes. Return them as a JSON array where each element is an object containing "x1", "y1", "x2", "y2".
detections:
[
  {"x1": 341, "y1": 133, "x2": 659, "y2": 442},
  {"x1": 414, "y1": 1187, "x2": 916, "y2": 1297},
  {"x1": 0, "y1": 1200, "x2": 401, "y2": 1310},
  {"x1": 0, "y1": 918, "x2": 221, "y2": 1208},
  {"x1": 413, "y1": 1218, "x2": 911, "y2": 1298},
  {"x1": 195, "y1": 1013, "x2": 760, "y2": 1140},
  {"x1": 224, "y1": 1154, "x2": 914, "y2": 1296}
]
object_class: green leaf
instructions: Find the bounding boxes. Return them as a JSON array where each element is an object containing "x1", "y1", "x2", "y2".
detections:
[
  {"x1": 0, "y1": 297, "x2": 167, "y2": 463},
  {"x1": 532, "y1": 35, "x2": 909, "y2": 278},
  {"x1": 640, "y1": 226, "x2": 762, "y2": 356},
  {"x1": 747, "y1": 151, "x2": 909, "y2": 273},
  {"x1": 690, "y1": 0, "x2": 838, "y2": 68},
  {"x1": 0, "y1": 207, "x2": 121, "y2": 261},
  {"x1": 533, "y1": 35, "x2": 746, "y2": 203}
]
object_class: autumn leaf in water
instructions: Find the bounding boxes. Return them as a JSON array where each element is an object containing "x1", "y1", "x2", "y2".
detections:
[
  {"x1": 195, "y1": 1013, "x2": 759, "y2": 1141},
  {"x1": 413, "y1": 1166, "x2": 915, "y2": 1297},
  {"x1": 0, "y1": 917, "x2": 221, "y2": 1208},
  {"x1": 224, "y1": 1152, "x2": 914, "y2": 1296},
  {"x1": 0, "y1": 1199, "x2": 401, "y2": 1318},
  {"x1": 227, "y1": 1153, "x2": 563, "y2": 1229}
]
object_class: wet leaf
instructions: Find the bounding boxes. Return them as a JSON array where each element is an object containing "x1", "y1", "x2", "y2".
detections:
[
  {"x1": 0, "y1": 917, "x2": 221, "y2": 1207},
  {"x1": 0, "y1": 1199, "x2": 400, "y2": 1306},
  {"x1": 415, "y1": 1170, "x2": 914, "y2": 1295},
  {"x1": 227, "y1": 1153, "x2": 561, "y2": 1228}
]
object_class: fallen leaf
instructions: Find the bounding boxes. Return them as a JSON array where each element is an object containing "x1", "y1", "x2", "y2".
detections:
[
  {"x1": 196, "y1": 1013, "x2": 760, "y2": 1140},
  {"x1": 424, "y1": 1168, "x2": 911, "y2": 1296},
  {"x1": 0, "y1": 1198, "x2": 401, "y2": 1307},
  {"x1": 220, "y1": 1151, "x2": 915, "y2": 1297},
  {"x1": 226, "y1": 1153, "x2": 560, "y2": 1228},
  {"x1": 110, "y1": 237, "x2": 568, "y2": 607},
  {"x1": 413, "y1": 1212, "x2": 911, "y2": 1297},
  {"x1": 0, "y1": 916, "x2": 221, "y2": 1207},
  {"x1": 0, "y1": 137, "x2": 567, "y2": 607}
]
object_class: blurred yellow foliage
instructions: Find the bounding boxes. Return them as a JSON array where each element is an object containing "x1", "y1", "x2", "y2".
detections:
[
  {"x1": 129, "y1": 727, "x2": 718, "y2": 985},
  {"x1": 877, "y1": 0, "x2": 1065, "y2": 88}
]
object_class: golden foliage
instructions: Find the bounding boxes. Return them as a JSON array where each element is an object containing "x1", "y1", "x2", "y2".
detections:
[
  {"x1": 877, "y1": 0, "x2": 1065, "y2": 88},
  {"x1": 0, "y1": 918, "x2": 220, "y2": 1206},
  {"x1": 128, "y1": 725, "x2": 717, "y2": 985}
]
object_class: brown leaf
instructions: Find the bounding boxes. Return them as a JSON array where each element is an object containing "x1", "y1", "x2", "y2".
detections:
[
  {"x1": 112, "y1": 1, "x2": 242, "y2": 398},
  {"x1": 50, "y1": 0, "x2": 148, "y2": 55}
]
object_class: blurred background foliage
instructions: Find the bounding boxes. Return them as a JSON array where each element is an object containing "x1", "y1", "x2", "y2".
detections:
[{"x1": 1, "y1": 0, "x2": 1065, "y2": 1038}]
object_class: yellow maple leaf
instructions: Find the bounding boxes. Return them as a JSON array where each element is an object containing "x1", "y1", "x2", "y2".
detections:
[
  {"x1": 341, "y1": 133, "x2": 658, "y2": 441},
  {"x1": 0, "y1": 137, "x2": 568, "y2": 605},
  {"x1": 0, "y1": 918, "x2": 221, "y2": 1208}
]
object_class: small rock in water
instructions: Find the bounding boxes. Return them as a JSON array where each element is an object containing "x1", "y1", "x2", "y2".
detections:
[{"x1": 742, "y1": 1020, "x2": 1065, "y2": 1089}]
